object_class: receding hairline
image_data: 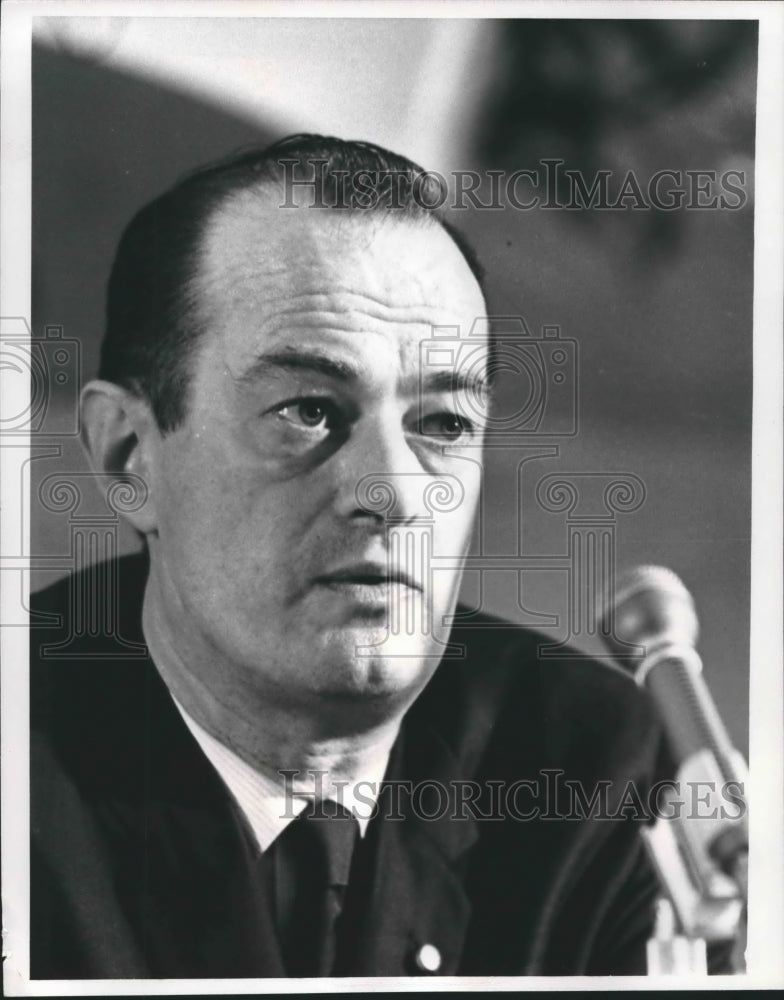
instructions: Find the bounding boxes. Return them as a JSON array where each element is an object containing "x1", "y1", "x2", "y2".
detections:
[
  {"x1": 198, "y1": 176, "x2": 472, "y2": 255},
  {"x1": 191, "y1": 179, "x2": 487, "y2": 324},
  {"x1": 99, "y1": 134, "x2": 488, "y2": 434}
]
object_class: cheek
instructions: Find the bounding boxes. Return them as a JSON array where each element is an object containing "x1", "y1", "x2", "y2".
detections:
[
  {"x1": 152, "y1": 442, "x2": 257, "y2": 557},
  {"x1": 153, "y1": 445, "x2": 319, "y2": 591}
]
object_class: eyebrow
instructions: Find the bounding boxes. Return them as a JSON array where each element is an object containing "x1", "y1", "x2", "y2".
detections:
[
  {"x1": 236, "y1": 347, "x2": 489, "y2": 396},
  {"x1": 421, "y1": 369, "x2": 490, "y2": 398},
  {"x1": 236, "y1": 349, "x2": 360, "y2": 385}
]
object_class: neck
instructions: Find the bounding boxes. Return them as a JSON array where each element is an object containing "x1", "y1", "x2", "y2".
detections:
[{"x1": 141, "y1": 568, "x2": 403, "y2": 787}]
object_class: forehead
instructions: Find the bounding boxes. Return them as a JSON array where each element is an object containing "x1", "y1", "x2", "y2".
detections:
[{"x1": 194, "y1": 191, "x2": 488, "y2": 359}]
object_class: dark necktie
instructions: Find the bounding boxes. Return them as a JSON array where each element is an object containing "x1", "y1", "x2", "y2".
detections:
[{"x1": 279, "y1": 799, "x2": 359, "y2": 977}]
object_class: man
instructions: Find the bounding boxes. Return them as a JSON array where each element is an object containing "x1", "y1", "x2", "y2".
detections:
[{"x1": 31, "y1": 135, "x2": 669, "y2": 978}]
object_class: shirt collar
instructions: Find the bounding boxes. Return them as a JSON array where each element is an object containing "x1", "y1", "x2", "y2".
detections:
[
  {"x1": 143, "y1": 591, "x2": 393, "y2": 851},
  {"x1": 172, "y1": 698, "x2": 389, "y2": 851}
]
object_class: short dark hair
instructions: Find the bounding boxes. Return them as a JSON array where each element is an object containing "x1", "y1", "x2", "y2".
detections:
[{"x1": 99, "y1": 134, "x2": 486, "y2": 431}]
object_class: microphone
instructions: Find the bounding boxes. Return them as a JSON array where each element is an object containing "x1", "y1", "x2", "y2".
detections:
[{"x1": 601, "y1": 566, "x2": 747, "y2": 948}]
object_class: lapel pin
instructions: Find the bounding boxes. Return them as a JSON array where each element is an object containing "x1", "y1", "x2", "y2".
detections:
[{"x1": 414, "y1": 943, "x2": 442, "y2": 974}]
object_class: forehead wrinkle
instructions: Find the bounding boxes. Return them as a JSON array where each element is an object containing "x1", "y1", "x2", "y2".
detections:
[
  {"x1": 200, "y1": 285, "x2": 483, "y2": 359},
  {"x1": 243, "y1": 288, "x2": 478, "y2": 328},
  {"x1": 194, "y1": 191, "x2": 487, "y2": 373},
  {"x1": 200, "y1": 263, "x2": 480, "y2": 334},
  {"x1": 200, "y1": 195, "x2": 478, "y2": 298},
  {"x1": 253, "y1": 307, "x2": 471, "y2": 345},
  {"x1": 232, "y1": 347, "x2": 362, "y2": 388}
]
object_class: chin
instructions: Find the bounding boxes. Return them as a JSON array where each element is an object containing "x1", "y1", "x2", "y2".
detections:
[{"x1": 317, "y1": 626, "x2": 439, "y2": 701}]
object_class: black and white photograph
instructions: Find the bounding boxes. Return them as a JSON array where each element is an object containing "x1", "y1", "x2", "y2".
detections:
[{"x1": 1, "y1": 0, "x2": 782, "y2": 992}]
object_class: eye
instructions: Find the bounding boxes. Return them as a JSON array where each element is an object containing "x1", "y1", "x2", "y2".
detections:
[
  {"x1": 274, "y1": 398, "x2": 337, "y2": 431},
  {"x1": 419, "y1": 412, "x2": 476, "y2": 441}
]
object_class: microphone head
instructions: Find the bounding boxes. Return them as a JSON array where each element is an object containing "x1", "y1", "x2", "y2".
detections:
[{"x1": 602, "y1": 565, "x2": 699, "y2": 665}]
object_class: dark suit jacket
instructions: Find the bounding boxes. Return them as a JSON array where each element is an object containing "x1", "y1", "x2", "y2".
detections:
[{"x1": 31, "y1": 553, "x2": 672, "y2": 979}]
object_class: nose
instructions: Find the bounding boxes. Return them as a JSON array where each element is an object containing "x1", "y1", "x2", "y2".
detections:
[{"x1": 331, "y1": 406, "x2": 429, "y2": 525}]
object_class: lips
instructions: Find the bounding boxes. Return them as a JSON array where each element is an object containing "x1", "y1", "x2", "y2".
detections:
[{"x1": 314, "y1": 561, "x2": 423, "y2": 592}]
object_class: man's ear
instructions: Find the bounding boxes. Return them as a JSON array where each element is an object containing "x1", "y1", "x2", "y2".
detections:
[{"x1": 79, "y1": 380, "x2": 161, "y2": 535}]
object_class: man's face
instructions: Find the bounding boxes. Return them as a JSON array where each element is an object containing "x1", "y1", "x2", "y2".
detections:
[{"x1": 145, "y1": 197, "x2": 489, "y2": 727}]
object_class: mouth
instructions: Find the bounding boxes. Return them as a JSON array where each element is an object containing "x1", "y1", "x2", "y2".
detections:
[{"x1": 314, "y1": 563, "x2": 423, "y2": 594}]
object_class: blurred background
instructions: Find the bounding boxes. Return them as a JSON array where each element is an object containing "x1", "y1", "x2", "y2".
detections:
[{"x1": 28, "y1": 16, "x2": 756, "y2": 751}]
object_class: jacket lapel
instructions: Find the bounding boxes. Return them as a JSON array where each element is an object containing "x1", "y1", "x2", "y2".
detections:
[
  {"x1": 105, "y1": 656, "x2": 288, "y2": 977},
  {"x1": 77, "y1": 552, "x2": 478, "y2": 977},
  {"x1": 346, "y1": 722, "x2": 478, "y2": 976}
]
